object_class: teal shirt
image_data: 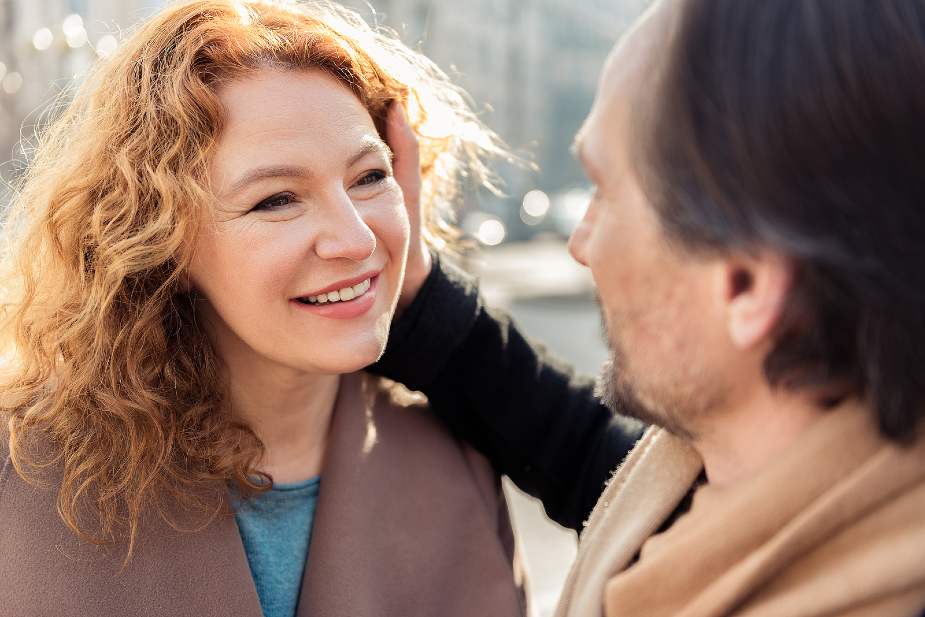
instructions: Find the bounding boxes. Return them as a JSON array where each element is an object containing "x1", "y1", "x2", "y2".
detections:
[{"x1": 235, "y1": 476, "x2": 321, "y2": 617}]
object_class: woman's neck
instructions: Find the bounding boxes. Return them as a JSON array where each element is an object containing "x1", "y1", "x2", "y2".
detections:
[{"x1": 226, "y1": 360, "x2": 341, "y2": 484}]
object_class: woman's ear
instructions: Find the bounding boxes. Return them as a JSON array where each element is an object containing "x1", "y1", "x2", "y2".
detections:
[{"x1": 721, "y1": 252, "x2": 794, "y2": 350}]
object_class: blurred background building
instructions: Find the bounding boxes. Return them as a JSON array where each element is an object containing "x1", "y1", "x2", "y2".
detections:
[
  {"x1": 343, "y1": 0, "x2": 652, "y2": 244},
  {"x1": 1, "y1": 0, "x2": 651, "y2": 241},
  {"x1": 0, "y1": 0, "x2": 652, "y2": 614}
]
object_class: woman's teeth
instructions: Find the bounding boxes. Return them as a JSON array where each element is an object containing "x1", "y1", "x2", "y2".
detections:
[{"x1": 301, "y1": 278, "x2": 372, "y2": 305}]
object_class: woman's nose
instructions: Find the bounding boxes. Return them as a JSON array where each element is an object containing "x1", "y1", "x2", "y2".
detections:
[{"x1": 313, "y1": 190, "x2": 377, "y2": 262}]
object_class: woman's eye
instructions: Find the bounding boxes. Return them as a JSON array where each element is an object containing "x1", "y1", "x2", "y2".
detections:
[
  {"x1": 252, "y1": 192, "x2": 296, "y2": 212},
  {"x1": 355, "y1": 170, "x2": 387, "y2": 187}
]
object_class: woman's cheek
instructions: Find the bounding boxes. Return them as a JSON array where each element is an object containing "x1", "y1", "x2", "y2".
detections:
[
  {"x1": 388, "y1": 183, "x2": 412, "y2": 248},
  {"x1": 365, "y1": 190, "x2": 410, "y2": 254}
]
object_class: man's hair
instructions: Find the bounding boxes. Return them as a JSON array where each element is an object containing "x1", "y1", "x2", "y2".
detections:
[{"x1": 636, "y1": 0, "x2": 925, "y2": 441}]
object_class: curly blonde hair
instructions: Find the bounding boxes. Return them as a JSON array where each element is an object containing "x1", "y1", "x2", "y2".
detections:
[{"x1": 0, "y1": 0, "x2": 507, "y2": 558}]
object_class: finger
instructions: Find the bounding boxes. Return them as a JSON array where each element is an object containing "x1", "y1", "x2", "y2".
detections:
[
  {"x1": 385, "y1": 102, "x2": 421, "y2": 204},
  {"x1": 385, "y1": 100, "x2": 417, "y2": 153}
]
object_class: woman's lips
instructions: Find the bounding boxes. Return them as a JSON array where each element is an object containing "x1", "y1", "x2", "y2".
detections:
[{"x1": 290, "y1": 275, "x2": 379, "y2": 319}]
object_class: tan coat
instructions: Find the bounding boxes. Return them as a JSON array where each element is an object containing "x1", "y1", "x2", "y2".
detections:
[
  {"x1": 0, "y1": 373, "x2": 526, "y2": 617},
  {"x1": 556, "y1": 403, "x2": 925, "y2": 617}
]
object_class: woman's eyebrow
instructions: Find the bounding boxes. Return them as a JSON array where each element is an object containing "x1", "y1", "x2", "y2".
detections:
[
  {"x1": 226, "y1": 164, "x2": 311, "y2": 195},
  {"x1": 224, "y1": 137, "x2": 394, "y2": 196},
  {"x1": 349, "y1": 136, "x2": 394, "y2": 168}
]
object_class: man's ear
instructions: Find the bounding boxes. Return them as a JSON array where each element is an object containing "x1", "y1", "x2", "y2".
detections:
[{"x1": 720, "y1": 252, "x2": 794, "y2": 350}]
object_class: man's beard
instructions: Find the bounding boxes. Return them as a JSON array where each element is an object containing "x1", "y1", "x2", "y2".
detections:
[{"x1": 595, "y1": 315, "x2": 698, "y2": 441}]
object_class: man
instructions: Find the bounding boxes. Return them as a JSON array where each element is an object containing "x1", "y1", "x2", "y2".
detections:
[{"x1": 376, "y1": 0, "x2": 925, "y2": 615}]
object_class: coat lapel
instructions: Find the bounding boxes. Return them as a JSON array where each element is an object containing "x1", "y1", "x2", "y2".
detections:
[{"x1": 297, "y1": 373, "x2": 525, "y2": 617}]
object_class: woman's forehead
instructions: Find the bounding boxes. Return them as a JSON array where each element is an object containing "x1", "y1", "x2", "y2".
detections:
[
  {"x1": 216, "y1": 68, "x2": 373, "y2": 133},
  {"x1": 210, "y1": 69, "x2": 380, "y2": 183}
]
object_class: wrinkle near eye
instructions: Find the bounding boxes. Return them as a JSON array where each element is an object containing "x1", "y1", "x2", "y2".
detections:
[{"x1": 210, "y1": 201, "x2": 247, "y2": 223}]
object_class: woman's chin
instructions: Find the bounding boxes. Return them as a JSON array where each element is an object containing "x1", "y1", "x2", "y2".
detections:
[{"x1": 303, "y1": 340, "x2": 387, "y2": 375}]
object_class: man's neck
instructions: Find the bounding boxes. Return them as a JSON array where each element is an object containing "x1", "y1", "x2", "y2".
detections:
[{"x1": 693, "y1": 389, "x2": 828, "y2": 488}]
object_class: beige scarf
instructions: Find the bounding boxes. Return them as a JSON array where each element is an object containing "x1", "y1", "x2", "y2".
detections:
[{"x1": 556, "y1": 403, "x2": 925, "y2": 617}]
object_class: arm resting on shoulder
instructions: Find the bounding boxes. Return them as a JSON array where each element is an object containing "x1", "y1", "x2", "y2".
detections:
[{"x1": 369, "y1": 254, "x2": 645, "y2": 533}]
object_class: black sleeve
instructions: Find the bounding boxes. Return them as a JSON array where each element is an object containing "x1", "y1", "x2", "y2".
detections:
[{"x1": 369, "y1": 254, "x2": 645, "y2": 533}]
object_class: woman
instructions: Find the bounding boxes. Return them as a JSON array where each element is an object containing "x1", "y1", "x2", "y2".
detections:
[{"x1": 0, "y1": 2, "x2": 523, "y2": 616}]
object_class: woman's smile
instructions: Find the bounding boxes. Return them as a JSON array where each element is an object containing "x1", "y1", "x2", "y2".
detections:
[{"x1": 290, "y1": 274, "x2": 380, "y2": 320}]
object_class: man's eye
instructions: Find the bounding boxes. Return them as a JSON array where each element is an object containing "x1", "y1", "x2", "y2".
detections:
[
  {"x1": 252, "y1": 192, "x2": 296, "y2": 212},
  {"x1": 355, "y1": 170, "x2": 387, "y2": 187}
]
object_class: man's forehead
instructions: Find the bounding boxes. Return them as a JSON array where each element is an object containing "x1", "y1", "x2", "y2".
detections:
[
  {"x1": 575, "y1": 1, "x2": 675, "y2": 170},
  {"x1": 599, "y1": 0, "x2": 673, "y2": 100},
  {"x1": 574, "y1": 39, "x2": 650, "y2": 170}
]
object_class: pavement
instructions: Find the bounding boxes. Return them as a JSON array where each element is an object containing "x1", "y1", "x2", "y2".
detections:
[{"x1": 472, "y1": 239, "x2": 609, "y2": 617}]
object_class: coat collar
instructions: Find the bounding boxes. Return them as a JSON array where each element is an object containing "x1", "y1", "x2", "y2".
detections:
[
  {"x1": 554, "y1": 427, "x2": 702, "y2": 617},
  {"x1": 1, "y1": 373, "x2": 523, "y2": 617}
]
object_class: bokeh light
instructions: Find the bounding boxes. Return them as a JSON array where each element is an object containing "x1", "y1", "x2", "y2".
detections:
[
  {"x1": 95, "y1": 35, "x2": 119, "y2": 58},
  {"x1": 522, "y1": 190, "x2": 551, "y2": 218},
  {"x1": 32, "y1": 28, "x2": 54, "y2": 51},
  {"x1": 63, "y1": 15, "x2": 88, "y2": 49},
  {"x1": 476, "y1": 218, "x2": 507, "y2": 246},
  {"x1": 62, "y1": 14, "x2": 84, "y2": 37},
  {"x1": 2, "y1": 72, "x2": 23, "y2": 95}
]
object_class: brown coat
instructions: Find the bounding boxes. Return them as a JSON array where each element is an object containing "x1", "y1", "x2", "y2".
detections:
[{"x1": 0, "y1": 373, "x2": 526, "y2": 617}]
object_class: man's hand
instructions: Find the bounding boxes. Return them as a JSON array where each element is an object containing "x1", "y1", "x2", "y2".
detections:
[{"x1": 386, "y1": 101, "x2": 433, "y2": 312}]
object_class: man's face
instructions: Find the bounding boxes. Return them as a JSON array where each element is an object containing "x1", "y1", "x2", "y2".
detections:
[{"x1": 568, "y1": 8, "x2": 732, "y2": 438}]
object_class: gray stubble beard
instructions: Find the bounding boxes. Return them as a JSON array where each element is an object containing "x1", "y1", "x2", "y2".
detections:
[{"x1": 595, "y1": 349, "x2": 697, "y2": 441}]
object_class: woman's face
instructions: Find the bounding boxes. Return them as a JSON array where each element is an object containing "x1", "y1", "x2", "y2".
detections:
[{"x1": 189, "y1": 68, "x2": 409, "y2": 376}]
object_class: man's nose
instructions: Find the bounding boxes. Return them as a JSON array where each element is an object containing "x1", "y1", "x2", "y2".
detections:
[
  {"x1": 314, "y1": 190, "x2": 377, "y2": 262},
  {"x1": 568, "y1": 212, "x2": 592, "y2": 267}
]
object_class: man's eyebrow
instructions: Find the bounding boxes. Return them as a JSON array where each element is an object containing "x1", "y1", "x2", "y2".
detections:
[
  {"x1": 571, "y1": 131, "x2": 598, "y2": 181},
  {"x1": 570, "y1": 132, "x2": 584, "y2": 161},
  {"x1": 224, "y1": 137, "x2": 394, "y2": 195}
]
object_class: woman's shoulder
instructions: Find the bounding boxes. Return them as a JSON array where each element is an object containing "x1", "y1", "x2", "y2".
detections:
[
  {"x1": 367, "y1": 375, "x2": 503, "y2": 494},
  {"x1": 0, "y1": 425, "x2": 65, "y2": 571},
  {"x1": 0, "y1": 424, "x2": 69, "y2": 517},
  {"x1": 0, "y1": 425, "x2": 10, "y2": 500},
  {"x1": 0, "y1": 426, "x2": 50, "y2": 505}
]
